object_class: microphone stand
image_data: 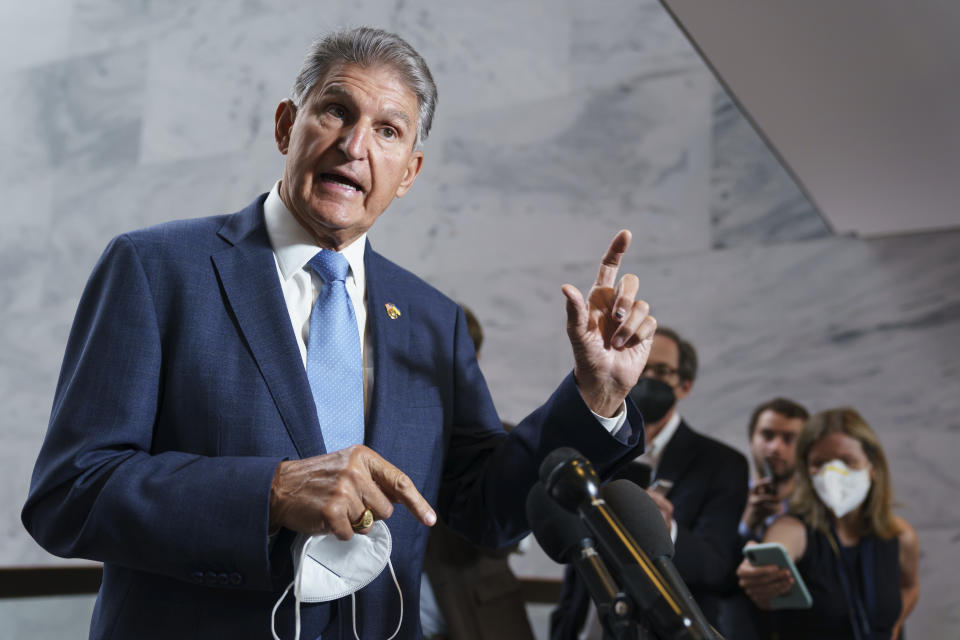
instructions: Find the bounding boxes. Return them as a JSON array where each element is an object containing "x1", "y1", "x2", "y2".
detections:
[{"x1": 540, "y1": 449, "x2": 722, "y2": 640}]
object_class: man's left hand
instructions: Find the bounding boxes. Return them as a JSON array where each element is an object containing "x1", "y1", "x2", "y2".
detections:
[
  {"x1": 736, "y1": 550, "x2": 794, "y2": 609},
  {"x1": 563, "y1": 230, "x2": 656, "y2": 417}
]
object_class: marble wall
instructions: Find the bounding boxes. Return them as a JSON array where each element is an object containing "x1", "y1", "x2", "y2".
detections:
[{"x1": 1, "y1": 0, "x2": 957, "y2": 637}]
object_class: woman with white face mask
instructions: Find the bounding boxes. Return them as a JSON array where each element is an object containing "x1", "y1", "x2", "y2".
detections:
[{"x1": 736, "y1": 408, "x2": 920, "y2": 640}]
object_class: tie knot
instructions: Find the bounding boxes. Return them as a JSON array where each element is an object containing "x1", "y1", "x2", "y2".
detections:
[{"x1": 309, "y1": 250, "x2": 350, "y2": 283}]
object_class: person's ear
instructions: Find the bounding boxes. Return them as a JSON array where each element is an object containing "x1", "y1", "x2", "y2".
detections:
[
  {"x1": 674, "y1": 378, "x2": 693, "y2": 400},
  {"x1": 395, "y1": 151, "x2": 424, "y2": 197},
  {"x1": 275, "y1": 100, "x2": 297, "y2": 154}
]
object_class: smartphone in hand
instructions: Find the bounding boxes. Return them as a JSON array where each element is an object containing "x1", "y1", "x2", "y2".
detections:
[
  {"x1": 761, "y1": 457, "x2": 778, "y2": 495},
  {"x1": 743, "y1": 542, "x2": 813, "y2": 609}
]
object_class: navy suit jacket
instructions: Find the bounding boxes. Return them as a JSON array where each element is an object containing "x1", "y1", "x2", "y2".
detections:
[
  {"x1": 550, "y1": 419, "x2": 748, "y2": 638},
  {"x1": 23, "y1": 195, "x2": 645, "y2": 640}
]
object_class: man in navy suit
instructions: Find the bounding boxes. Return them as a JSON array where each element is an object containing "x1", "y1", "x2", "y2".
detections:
[
  {"x1": 551, "y1": 327, "x2": 748, "y2": 638},
  {"x1": 22, "y1": 27, "x2": 658, "y2": 640}
]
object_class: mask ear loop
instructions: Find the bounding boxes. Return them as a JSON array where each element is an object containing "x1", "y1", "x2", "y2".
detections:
[
  {"x1": 271, "y1": 581, "x2": 295, "y2": 640},
  {"x1": 271, "y1": 538, "x2": 311, "y2": 640},
  {"x1": 350, "y1": 558, "x2": 403, "y2": 640}
]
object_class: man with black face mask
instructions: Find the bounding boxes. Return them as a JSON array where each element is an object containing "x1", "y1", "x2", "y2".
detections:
[{"x1": 549, "y1": 327, "x2": 749, "y2": 638}]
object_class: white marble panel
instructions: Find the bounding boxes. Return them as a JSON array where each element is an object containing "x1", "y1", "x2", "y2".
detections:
[
  {"x1": 137, "y1": 7, "x2": 317, "y2": 164},
  {"x1": 394, "y1": 1, "x2": 577, "y2": 114},
  {"x1": 0, "y1": 46, "x2": 145, "y2": 185},
  {"x1": 65, "y1": 1, "x2": 301, "y2": 61},
  {"x1": 907, "y1": 526, "x2": 960, "y2": 638},
  {"x1": 710, "y1": 89, "x2": 831, "y2": 248},
  {"x1": 0, "y1": 594, "x2": 97, "y2": 639},
  {"x1": 566, "y1": 0, "x2": 706, "y2": 81},
  {"x1": 371, "y1": 65, "x2": 715, "y2": 282},
  {"x1": 66, "y1": 1, "x2": 198, "y2": 56},
  {"x1": 0, "y1": 1, "x2": 74, "y2": 74}
]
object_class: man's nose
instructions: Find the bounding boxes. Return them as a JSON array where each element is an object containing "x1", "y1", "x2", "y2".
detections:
[
  {"x1": 770, "y1": 436, "x2": 789, "y2": 455},
  {"x1": 338, "y1": 124, "x2": 368, "y2": 160}
]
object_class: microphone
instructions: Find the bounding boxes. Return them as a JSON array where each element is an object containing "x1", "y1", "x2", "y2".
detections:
[
  {"x1": 599, "y1": 480, "x2": 674, "y2": 559},
  {"x1": 540, "y1": 448, "x2": 715, "y2": 640},
  {"x1": 526, "y1": 482, "x2": 636, "y2": 636},
  {"x1": 602, "y1": 480, "x2": 718, "y2": 638}
]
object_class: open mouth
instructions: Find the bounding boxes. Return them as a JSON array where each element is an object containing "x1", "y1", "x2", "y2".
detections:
[{"x1": 320, "y1": 172, "x2": 364, "y2": 193}]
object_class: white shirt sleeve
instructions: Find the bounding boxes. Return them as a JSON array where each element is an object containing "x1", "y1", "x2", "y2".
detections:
[{"x1": 591, "y1": 401, "x2": 628, "y2": 435}]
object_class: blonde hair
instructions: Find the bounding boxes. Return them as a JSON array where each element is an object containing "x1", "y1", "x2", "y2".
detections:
[{"x1": 789, "y1": 408, "x2": 899, "y2": 539}]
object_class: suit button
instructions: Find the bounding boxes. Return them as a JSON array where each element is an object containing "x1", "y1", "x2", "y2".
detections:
[
  {"x1": 217, "y1": 572, "x2": 229, "y2": 585},
  {"x1": 230, "y1": 572, "x2": 244, "y2": 585},
  {"x1": 190, "y1": 571, "x2": 204, "y2": 584},
  {"x1": 205, "y1": 571, "x2": 218, "y2": 585}
]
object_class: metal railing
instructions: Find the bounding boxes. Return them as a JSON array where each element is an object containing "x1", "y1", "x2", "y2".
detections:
[{"x1": 0, "y1": 566, "x2": 102, "y2": 599}]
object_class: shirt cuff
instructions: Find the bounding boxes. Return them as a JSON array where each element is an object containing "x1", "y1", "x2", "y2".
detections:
[
  {"x1": 591, "y1": 400, "x2": 628, "y2": 435},
  {"x1": 670, "y1": 519, "x2": 678, "y2": 544}
]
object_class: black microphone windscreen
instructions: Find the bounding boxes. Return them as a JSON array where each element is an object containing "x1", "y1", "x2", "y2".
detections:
[
  {"x1": 525, "y1": 482, "x2": 590, "y2": 563},
  {"x1": 539, "y1": 446, "x2": 581, "y2": 485},
  {"x1": 612, "y1": 460, "x2": 654, "y2": 489},
  {"x1": 601, "y1": 479, "x2": 674, "y2": 559}
]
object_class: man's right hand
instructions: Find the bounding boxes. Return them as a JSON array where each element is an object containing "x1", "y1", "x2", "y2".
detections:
[
  {"x1": 268, "y1": 445, "x2": 437, "y2": 540},
  {"x1": 741, "y1": 480, "x2": 781, "y2": 532}
]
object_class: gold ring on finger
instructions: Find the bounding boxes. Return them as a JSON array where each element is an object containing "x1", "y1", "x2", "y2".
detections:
[{"x1": 351, "y1": 508, "x2": 374, "y2": 532}]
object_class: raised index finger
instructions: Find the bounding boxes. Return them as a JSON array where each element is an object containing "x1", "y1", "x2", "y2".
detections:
[
  {"x1": 594, "y1": 230, "x2": 632, "y2": 288},
  {"x1": 367, "y1": 453, "x2": 437, "y2": 527}
]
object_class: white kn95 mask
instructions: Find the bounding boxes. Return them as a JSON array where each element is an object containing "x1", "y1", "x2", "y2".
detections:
[
  {"x1": 812, "y1": 459, "x2": 872, "y2": 519},
  {"x1": 271, "y1": 520, "x2": 402, "y2": 640}
]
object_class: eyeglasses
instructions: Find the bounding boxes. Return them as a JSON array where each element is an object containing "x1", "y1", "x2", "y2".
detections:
[{"x1": 640, "y1": 363, "x2": 679, "y2": 380}]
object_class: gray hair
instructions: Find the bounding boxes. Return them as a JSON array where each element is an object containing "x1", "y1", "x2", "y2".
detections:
[{"x1": 290, "y1": 27, "x2": 438, "y2": 150}]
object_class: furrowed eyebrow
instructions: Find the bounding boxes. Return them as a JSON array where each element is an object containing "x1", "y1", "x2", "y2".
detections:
[
  {"x1": 318, "y1": 84, "x2": 412, "y2": 130},
  {"x1": 383, "y1": 109, "x2": 411, "y2": 129},
  {"x1": 321, "y1": 85, "x2": 353, "y2": 101}
]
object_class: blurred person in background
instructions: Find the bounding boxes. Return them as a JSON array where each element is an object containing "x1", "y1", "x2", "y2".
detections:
[
  {"x1": 737, "y1": 408, "x2": 919, "y2": 640},
  {"x1": 739, "y1": 398, "x2": 809, "y2": 543},
  {"x1": 719, "y1": 397, "x2": 808, "y2": 639}
]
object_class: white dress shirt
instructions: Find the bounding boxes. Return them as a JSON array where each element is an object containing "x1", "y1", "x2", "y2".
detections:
[
  {"x1": 262, "y1": 181, "x2": 625, "y2": 433},
  {"x1": 634, "y1": 411, "x2": 682, "y2": 471},
  {"x1": 263, "y1": 183, "x2": 374, "y2": 414},
  {"x1": 636, "y1": 410, "x2": 681, "y2": 542}
]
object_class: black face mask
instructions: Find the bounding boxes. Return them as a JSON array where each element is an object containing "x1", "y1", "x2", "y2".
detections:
[{"x1": 629, "y1": 377, "x2": 676, "y2": 424}]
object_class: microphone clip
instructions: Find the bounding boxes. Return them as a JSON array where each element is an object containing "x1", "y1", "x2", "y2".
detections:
[{"x1": 597, "y1": 591, "x2": 641, "y2": 640}]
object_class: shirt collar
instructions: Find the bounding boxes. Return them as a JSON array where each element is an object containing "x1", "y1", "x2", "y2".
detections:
[
  {"x1": 648, "y1": 411, "x2": 682, "y2": 462},
  {"x1": 263, "y1": 181, "x2": 367, "y2": 284}
]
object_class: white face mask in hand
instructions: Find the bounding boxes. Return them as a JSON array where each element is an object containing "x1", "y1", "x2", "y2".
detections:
[
  {"x1": 812, "y1": 459, "x2": 872, "y2": 518},
  {"x1": 271, "y1": 520, "x2": 402, "y2": 640}
]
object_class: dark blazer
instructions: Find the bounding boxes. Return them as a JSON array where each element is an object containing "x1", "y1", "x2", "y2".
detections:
[
  {"x1": 422, "y1": 519, "x2": 534, "y2": 640},
  {"x1": 550, "y1": 419, "x2": 748, "y2": 638},
  {"x1": 22, "y1": 195, "x2": 645, "y2": 640}
]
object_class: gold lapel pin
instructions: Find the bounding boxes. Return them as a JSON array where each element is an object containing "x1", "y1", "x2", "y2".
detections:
[{"x1": 384, "y1": 302, "x2": 401, "y2": 319}]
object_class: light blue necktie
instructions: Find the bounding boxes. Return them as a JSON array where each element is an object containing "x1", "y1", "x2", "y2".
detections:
[{"x1": 306, "y1": 250, "x2": 364, "y2": 454}]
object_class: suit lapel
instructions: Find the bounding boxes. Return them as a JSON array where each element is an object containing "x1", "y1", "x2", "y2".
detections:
[
  {"x1": 656, "y1": 420, "x2": 699, "y2": 483},
  {"x1": 363, "y1": 245, "x2": 411, "y2": 456},
  {"x1": 212, "y1": 197, "x2": 324, "y2": 458}
]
